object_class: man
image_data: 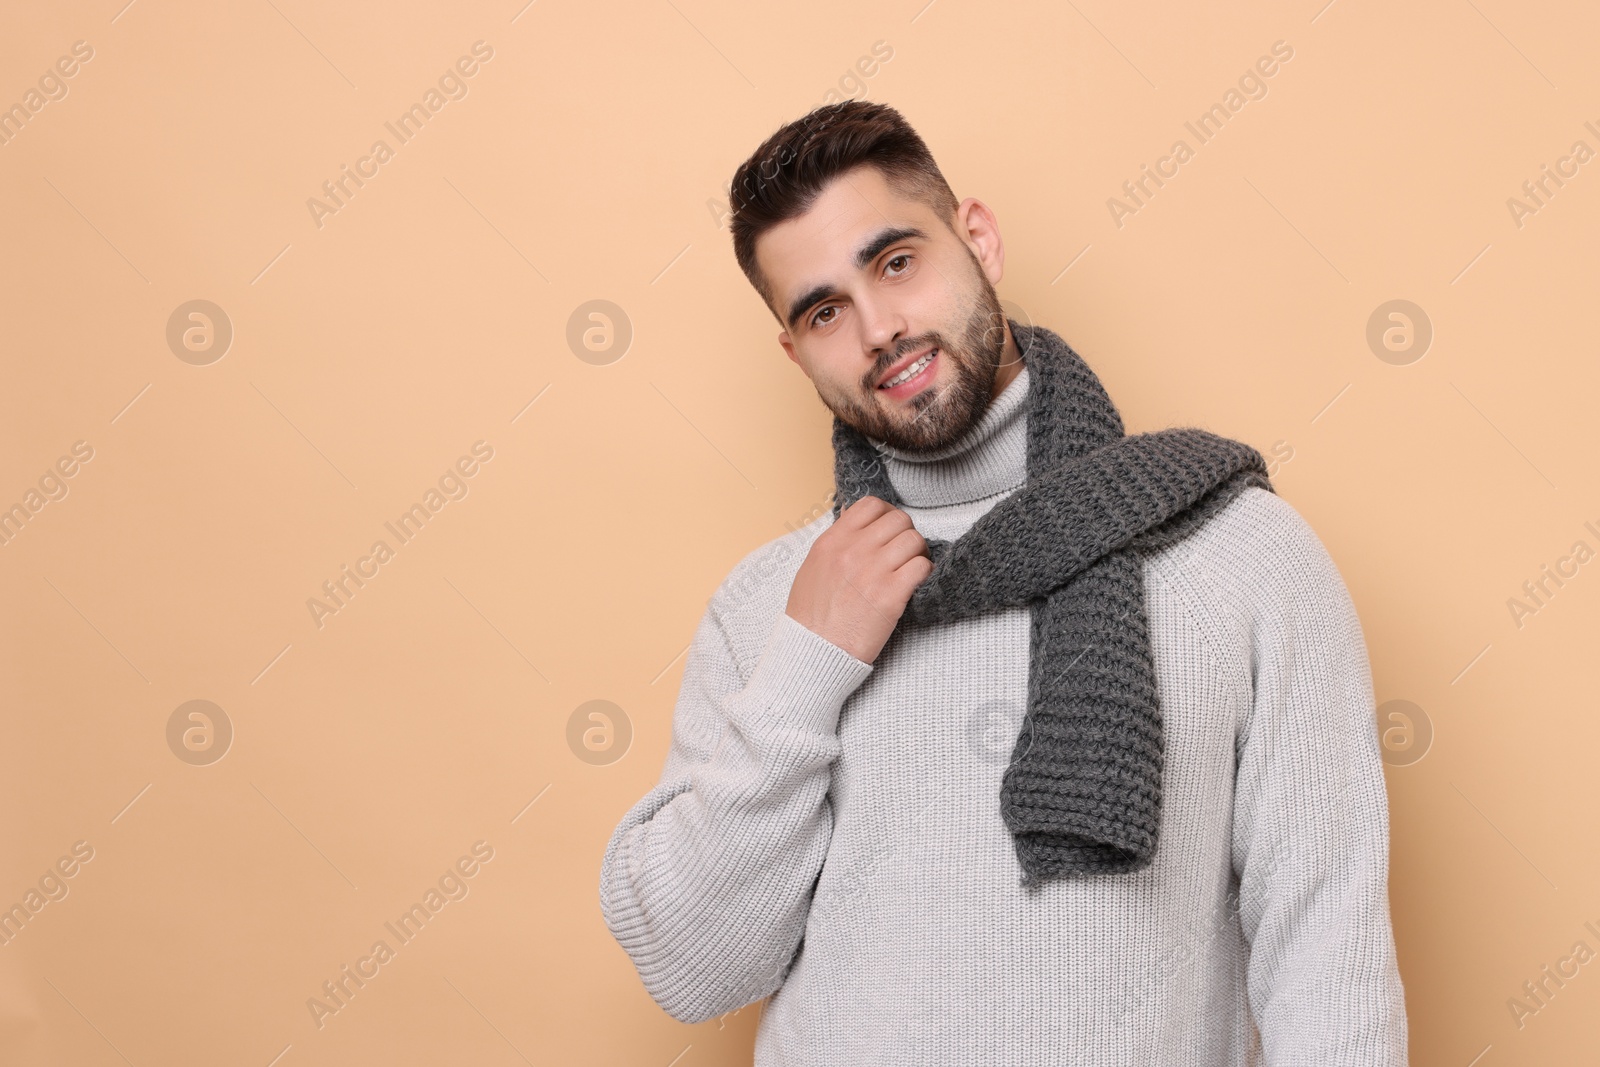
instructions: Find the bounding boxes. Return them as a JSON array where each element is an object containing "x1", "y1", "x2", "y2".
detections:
[{"x1": 599, "y1": 100, "x2": 1407, "y2": 1065}]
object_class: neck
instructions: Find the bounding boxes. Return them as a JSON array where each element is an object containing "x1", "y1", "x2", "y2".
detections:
[{"x1": 990, "y1": 322, "x2": 1024, "y2": 399}]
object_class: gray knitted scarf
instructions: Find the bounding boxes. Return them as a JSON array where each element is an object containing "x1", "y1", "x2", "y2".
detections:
[{"x1": 830, "y1": 319, "x2": 1275, "y2": 886}]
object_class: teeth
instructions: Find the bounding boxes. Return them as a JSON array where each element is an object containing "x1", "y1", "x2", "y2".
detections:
[{"x1": 881, "y1": 349, "x2": 935, "y2": 388}]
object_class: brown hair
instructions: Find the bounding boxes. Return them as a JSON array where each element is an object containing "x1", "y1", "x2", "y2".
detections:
[{"x1": 728, "y1": 101, "x2": 960, "y2": 317}]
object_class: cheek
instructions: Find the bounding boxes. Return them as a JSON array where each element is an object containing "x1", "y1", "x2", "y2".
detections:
[
  {"x1": 825, "y1": 351, "x2": 876, "y2": 406},
  {"x1": 912, "y1": 259, "x2": 974, "y2": 330}
]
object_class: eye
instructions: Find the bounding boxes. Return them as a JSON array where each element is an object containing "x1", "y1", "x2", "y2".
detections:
[
  {"x1": 809, "y1": 304, "x2": 838, "y2": 328},
  {"x1": 884, "y1": 253, "x2": 912, "y2": 276}
]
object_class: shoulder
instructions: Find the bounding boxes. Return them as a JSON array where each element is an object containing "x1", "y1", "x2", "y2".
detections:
[
  {"x1": 1175, "y1": 485, "x2": 1335, "y2": 576},
  {"x1": 1143, "y1": 486, "x2": 1362, "y2": 670},
  {"x1": 705, "y1": 511, "x2": 835, "y2": 672}
]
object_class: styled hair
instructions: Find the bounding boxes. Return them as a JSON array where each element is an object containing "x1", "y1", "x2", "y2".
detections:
[{"x1": 728, "y1": 101, "x2": 960, "y2": 317}]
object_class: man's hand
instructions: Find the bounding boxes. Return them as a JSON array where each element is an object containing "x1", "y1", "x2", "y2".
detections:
[{"x1": 784, "y1": 496, "x2": 933, "y2": 663}]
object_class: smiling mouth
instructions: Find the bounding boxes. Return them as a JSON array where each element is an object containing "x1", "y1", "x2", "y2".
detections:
[{"x1": 877, "y1": 347, "x2": 938, "y2": 396}]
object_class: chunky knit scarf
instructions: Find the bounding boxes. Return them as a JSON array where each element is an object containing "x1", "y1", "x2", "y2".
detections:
[{"x1": 830, "y1": 319, "x2": 1276, "y2": 886}]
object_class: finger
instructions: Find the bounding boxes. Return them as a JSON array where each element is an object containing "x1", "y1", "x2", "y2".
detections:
[
  {"x1": 879, "y1": 526, "x2": 928, "y2": 568},
  {"x1": 891, "y1": 553, "x2": 934, "y2": 595},
  {"x1": 859, "y1": 506, "x2": 915, "y2": 547},
  {"x1": 837, "y1": 495, "x2": 890, "y2": 530}
]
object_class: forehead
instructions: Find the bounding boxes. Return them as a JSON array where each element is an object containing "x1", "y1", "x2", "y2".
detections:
[{"x1": 754, "y1": 165, "x2": 937, "y2": 307}]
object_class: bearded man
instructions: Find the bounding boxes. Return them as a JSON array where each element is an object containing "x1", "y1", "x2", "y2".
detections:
[{"x1": 599, "y1": 100, "x2": 1408, "y2": 1067}]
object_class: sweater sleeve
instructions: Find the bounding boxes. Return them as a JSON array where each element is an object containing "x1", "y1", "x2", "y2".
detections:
[
  {"x1": 598, "y1": 600, "x2": 874, "y2": 1024},
  {"x1": 1227, "y1": 500, "x2": 1409, "y2": 1064}
]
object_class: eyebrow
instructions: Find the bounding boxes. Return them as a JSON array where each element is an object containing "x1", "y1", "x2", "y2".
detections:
[{"x1": 783, "y1": 225, "x2": 929, "y2": 331}]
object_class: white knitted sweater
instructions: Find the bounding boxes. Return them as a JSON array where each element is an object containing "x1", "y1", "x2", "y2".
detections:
[{"x1": 599, "y1": 362, "x2": 1409, "y2": 1065}]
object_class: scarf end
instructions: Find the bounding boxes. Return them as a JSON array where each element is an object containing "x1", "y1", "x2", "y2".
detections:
[{"x1": 1012, "y1": 832, "x2": 1158, "y2": 888}]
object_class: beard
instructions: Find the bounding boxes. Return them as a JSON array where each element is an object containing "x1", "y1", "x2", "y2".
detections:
[{"x1": 816, "y1": 257, "x2": 1008, "y2": 454}]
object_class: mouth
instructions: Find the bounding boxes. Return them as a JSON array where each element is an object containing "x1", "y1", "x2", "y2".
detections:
[{"x1": 875, "y1": 346, "x2": 939, "y2": 400}]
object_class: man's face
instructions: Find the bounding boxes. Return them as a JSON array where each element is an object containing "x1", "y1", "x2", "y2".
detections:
[{"x1": 757, "y1": 164, "x2": 1010, "y2": 453}]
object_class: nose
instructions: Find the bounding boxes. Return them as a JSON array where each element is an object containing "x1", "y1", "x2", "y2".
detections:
[{"x1": 854, "y1": 292, "x2": 909, "y2": 372}]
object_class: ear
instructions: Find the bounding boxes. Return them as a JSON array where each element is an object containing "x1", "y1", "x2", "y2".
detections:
[
  {"x1": 954, "y1": 196, "x2": 1005, "y2": 288},
  {"x1": 778, "y1": 330, "x2": 811, "y2": 378}
]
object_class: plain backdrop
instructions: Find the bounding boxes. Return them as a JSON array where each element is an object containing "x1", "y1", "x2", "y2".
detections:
[{"x1": 1, "y1": 1, "x2": 1597, "y2": 1064}]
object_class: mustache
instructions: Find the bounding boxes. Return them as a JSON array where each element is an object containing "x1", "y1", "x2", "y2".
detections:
[{"x1": 865, "y1": 335, "x2": 946, "y2": 389}]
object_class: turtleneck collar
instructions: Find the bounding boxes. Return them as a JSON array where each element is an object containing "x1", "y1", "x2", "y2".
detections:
[{"x1": 868, "y1": 360, "x2": 1031, "y2": 508}]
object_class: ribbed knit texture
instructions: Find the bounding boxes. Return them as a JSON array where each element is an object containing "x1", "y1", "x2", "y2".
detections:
[
  {"x1": 599, "y1": 333, "x2": 1409, "y2": 1065},
  {"x1": 831, "y1": 319, "x2": 1274, "y2": 884}
]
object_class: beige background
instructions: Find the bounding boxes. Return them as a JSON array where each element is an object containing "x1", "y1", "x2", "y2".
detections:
[{"x1": 1, "y1": 0, "x2": 1596, "y2": 1063}]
